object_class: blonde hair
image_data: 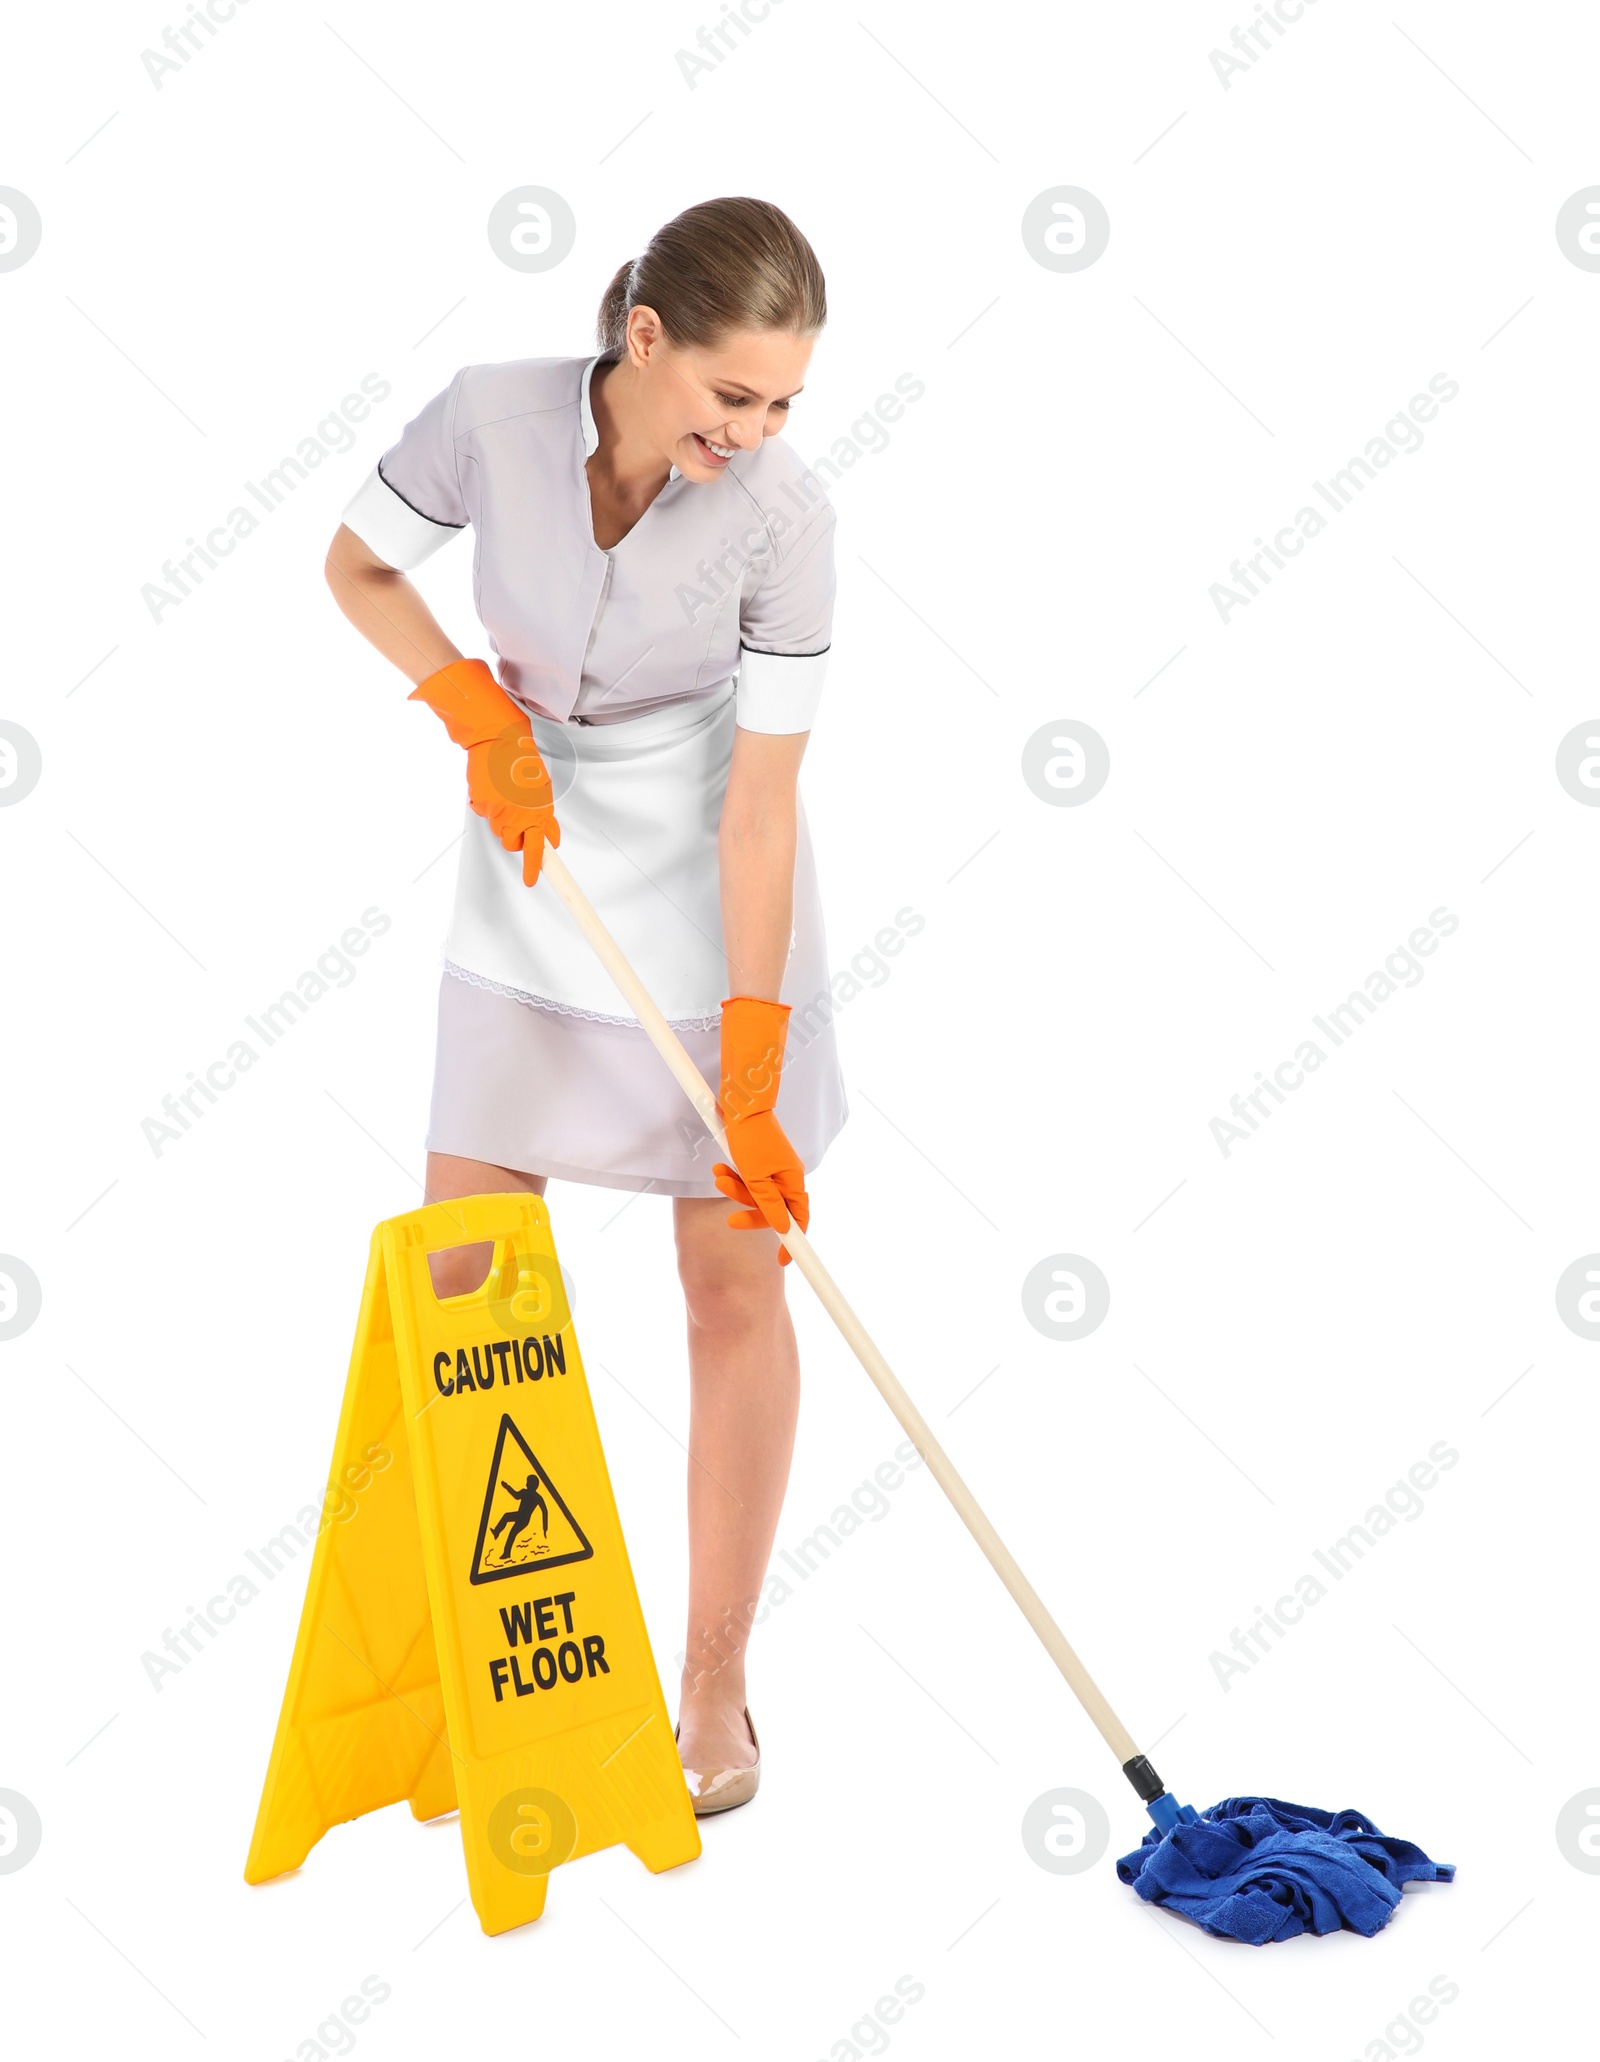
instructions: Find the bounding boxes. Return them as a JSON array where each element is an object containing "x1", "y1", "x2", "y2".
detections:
[{"x1": 597, "y1": 196, "x2": 826, "y2": 359}]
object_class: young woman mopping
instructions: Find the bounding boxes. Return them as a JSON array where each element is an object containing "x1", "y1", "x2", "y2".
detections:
[{"x1": 325, "y1": 197, "x2": 844, "y2": 1815}]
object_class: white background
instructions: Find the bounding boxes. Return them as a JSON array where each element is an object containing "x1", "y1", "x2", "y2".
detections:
[{"x1": 3, "y1": 0, "x2": 1597, "y2": 2054}]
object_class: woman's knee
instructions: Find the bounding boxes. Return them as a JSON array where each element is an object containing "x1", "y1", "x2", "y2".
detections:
[
  {"x1": 675, "y1": 1216, "x2": 784, "y2": 1334},
  {"x1": 422, "y1": 1153, "x2": 546, "y2": 1300}
]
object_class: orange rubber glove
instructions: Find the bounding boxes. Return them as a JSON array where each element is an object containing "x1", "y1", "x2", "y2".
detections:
[
  {"x1": 409, "y1": 657, "x2": 561, "y2": 887},
  {"x1": 711, "y1": 994, "x2": 809, "y2": 1264}
]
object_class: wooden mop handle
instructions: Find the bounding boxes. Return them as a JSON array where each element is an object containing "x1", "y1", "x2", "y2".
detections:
[{"x1": 540, "y1": 847, "x2": 1147, "y2": 1775}]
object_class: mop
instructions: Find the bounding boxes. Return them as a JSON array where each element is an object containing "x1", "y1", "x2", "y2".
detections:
[{"x1": 536, "y1": 847, "x2": 1456, "y2": 1945}]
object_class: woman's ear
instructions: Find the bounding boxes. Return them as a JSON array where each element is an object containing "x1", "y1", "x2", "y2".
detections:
[{"x1": 625, "y1": 304, "x2": 665, "y2": 367}]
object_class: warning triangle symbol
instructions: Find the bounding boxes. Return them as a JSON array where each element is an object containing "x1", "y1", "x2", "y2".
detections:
[{"x1": 469, "y1": 1414, "x2": 595, "y2": 1585}]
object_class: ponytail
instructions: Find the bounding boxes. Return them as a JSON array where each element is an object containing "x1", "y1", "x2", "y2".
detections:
[{"x1": 596, "y1": 258, "x2": 636, "y2": 357}]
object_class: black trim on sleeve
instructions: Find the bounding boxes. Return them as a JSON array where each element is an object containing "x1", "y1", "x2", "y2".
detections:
[
  {"x1": 375, "y1": 458, "x2": 467, "y2": 531},
  {"x1": 737, "y1": 641, "x2": 831, "y2": 658}
]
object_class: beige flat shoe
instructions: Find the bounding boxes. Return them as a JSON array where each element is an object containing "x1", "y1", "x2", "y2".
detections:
[{"x1": 675, "y1": 1706, "x2": 760, "y2": 1817}]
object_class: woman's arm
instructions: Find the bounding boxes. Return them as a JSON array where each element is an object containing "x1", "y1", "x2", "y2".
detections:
[
  {"x1": 719, "y1": 727, "x2": 808, "y2": 997},
  {"x1": 324, "y1": 522, "x2": 461, "y2": 686},
  {"x1": 326, "y1": 521, "x2": 560, "y2": 884}
]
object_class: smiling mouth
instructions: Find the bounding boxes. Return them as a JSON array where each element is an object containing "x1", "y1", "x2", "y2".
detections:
[{"x1": 692, "y1": 432, "x2": 737, "y2": 461}]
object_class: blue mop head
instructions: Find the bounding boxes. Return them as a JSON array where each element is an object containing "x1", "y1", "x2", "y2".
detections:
[{"x1": 1116, "y1": 1795, "x2": 1455, "y2": 1945}]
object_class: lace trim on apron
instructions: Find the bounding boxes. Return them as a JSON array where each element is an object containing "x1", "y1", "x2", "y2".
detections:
[{"x1": 441, "y1": 957, "x2": 722, "y2": 1034}]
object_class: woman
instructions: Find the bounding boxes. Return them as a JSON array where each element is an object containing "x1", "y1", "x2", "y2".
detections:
[{"x1": 324, "y1": 197, "x2": 845, "y2": 1815}]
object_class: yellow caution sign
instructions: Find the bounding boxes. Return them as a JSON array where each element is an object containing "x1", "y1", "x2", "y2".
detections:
[{"x1": 244, "y1": 1194, "x2": 700, "y2": 1934}]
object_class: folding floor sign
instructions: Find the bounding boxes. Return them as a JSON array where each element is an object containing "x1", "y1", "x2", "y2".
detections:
[{"x1": 244, "y1": 1194, "x2": 700, "y2": 1935}]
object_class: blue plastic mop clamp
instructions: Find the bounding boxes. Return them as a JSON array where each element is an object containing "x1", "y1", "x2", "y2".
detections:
[{"x1": 1144, "y1": 1791, "x2": 1199, "y2": 1835}]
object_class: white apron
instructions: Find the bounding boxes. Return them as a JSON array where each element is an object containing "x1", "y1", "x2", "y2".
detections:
[
  {"x1": 441, "y1": 683, "x2": 830, "y2": 1028},
  {"x1": 426, "y1": 682, "x2": 848, "y2": 1196}
]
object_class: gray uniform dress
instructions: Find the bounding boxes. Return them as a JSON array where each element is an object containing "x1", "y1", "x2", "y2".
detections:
[{"x1": 340, "y1": 353, "x2": 847, "y2": 1197}]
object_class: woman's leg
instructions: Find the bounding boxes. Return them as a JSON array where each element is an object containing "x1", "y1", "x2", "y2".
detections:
[
  {"x1": 422, "y1": 1152, "x2": 547, "y2": 1298},
  {"x1": 673, "y1": 1196, "x2": 800, "y2": 1771}
]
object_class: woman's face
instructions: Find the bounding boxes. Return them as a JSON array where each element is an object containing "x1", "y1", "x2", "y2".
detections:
[{"x1": 627, "y1": 313, "x2": 814, "y2": 482}]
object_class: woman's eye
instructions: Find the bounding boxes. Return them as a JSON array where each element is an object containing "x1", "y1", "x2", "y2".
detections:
[{"x1": 715, "y1": 393, "x2": 749, "y2": 408}]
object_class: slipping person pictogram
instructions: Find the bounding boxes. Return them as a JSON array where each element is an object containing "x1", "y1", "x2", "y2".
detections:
[
  {"x1": 470, "y1": 1413, "x2": 594, "y2": 1584},
  {"x1": 492, "y1": 1470, "x2": 549, "y2": 1561}
]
